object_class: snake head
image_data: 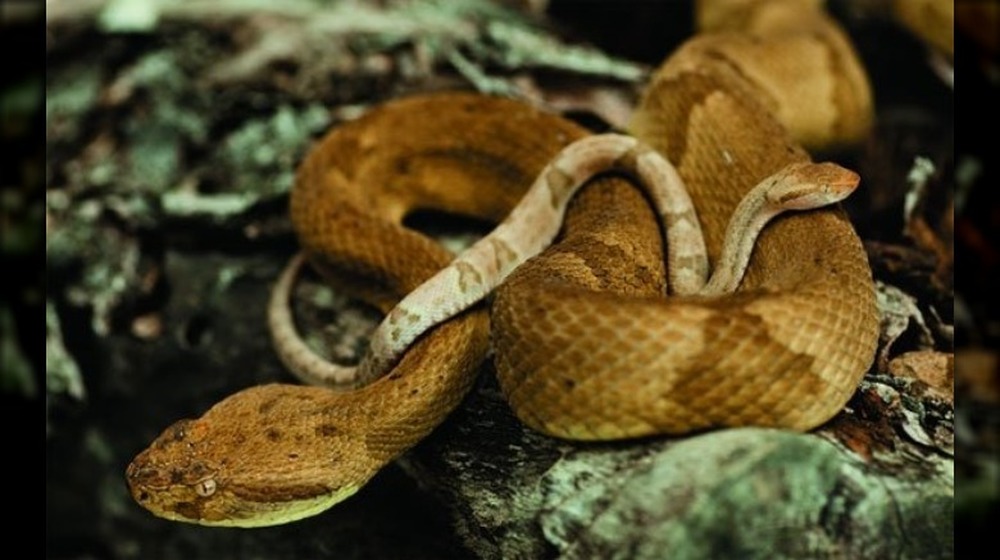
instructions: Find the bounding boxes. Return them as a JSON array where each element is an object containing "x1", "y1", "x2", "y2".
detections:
[
  {"x1": 126, "y1": 384, "x2": 372, "y2": 527},
  {"x1": 765, "y1": 162, "x2": 860, "y2": 210}
]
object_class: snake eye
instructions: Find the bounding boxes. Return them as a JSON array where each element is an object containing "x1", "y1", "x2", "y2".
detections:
[{"x1": 195, "y1": 478, "x2": 217, "y2": 497}]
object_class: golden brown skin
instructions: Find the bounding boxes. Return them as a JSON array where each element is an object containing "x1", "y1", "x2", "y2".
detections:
[
  {"x1": 495, "y1": 0, "x2": 878, "y2": 439},
  {"x1": 127, "y1": 0, "x2": 879, "y2": 526}
]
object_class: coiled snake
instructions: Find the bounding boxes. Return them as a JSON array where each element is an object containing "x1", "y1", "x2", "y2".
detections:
[{"x1": 127, "y1": 0, "x2": 879, "y2": 527}]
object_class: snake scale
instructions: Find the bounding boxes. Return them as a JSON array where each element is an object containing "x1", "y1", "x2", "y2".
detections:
[{"x1": 127, "y1": 0, "x2": 880, "y2": 527}]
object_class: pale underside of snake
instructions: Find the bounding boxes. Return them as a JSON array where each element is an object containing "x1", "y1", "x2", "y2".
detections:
[{"x1": 127, "y1": 0, "x2": 880, "y2": 527}]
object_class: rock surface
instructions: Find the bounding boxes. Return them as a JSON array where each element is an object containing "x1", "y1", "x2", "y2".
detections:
[{"x1": 403, "y1": 368, "x2": 954, "y2": 559}]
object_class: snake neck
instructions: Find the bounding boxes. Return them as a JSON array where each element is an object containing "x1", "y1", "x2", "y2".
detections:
[{"x1": 701, "y1": 188, "x2": 780, "y2": 296}]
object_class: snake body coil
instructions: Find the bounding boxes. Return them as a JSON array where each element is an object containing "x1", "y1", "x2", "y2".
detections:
[{"x1": 127, "y1": 0, "x2": 879, "y2": 527}]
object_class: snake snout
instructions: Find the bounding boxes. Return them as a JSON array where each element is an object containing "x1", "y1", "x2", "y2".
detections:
[
  {"x1": 809, "y1": 162, "x2": 860, "y2": 195},
  {"x1": 125, "y1": 458, "x2": 155, "y2": 500},
  {"x1": 125, "y1": 454, "x2": 177, "y2": 508},
  {"x1": 767, "y1": 162, "x2": 860, "y2": 210}
]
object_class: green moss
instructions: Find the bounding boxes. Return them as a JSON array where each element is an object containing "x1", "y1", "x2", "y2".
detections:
[
  {"x1": 212, "y1": 103, "x2": 330, "y2": 200},
  {"x1": 46, "y1": 64, "x2": 102, "y2": 140}
]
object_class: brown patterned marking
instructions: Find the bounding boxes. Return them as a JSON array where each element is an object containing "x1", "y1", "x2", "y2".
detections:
[
  {"x1": 663, "y1": 207, "x2": 698, "y2": 228},
  {"x1": 773, "y1": 184, "x2": 814, "y2": 205},
  {"x1": 543, "y1": 165, "x2": 575, "y2": 209},
  {"x1": 257, "y1": 397, "x2": 279, "y2": 415},
  {"x1": 230, "y1": 482, "x2": 333, "y2": 502},
  {"x1": 633, "y1": 70, "x2": 740, "y2": 163},
  {"x1": 611, "y1": 144, "x2": 648, "y2": 173},
  {"x1": 387, "y1": 306, "x2": 420, "y2": 327},
  {"x1": 488, "y1": 237, "x2": 519, "y2": 274},
  {"x1": 393, "y1": 157, "x2": 413, "y2": 175},
  {"x1": 455, "y1": 261, "x2": 483, "y2": 294},
  {"x1": 166, "y1": 420, "x2": 193, "y2": 443},
  {"x1": 265, "y1": 428, "x2": 282, "y2": 441},
  {"x1": 672, "y1": 254, "x2": 707, "y2": 276},
  {"x1": 387, "y1": 306, "x2": 403, "y2": 322},
  {"x1": 419, "y1": 147, "x2": 533, "y2": 188},
  {"x1": 679, "y1": 308, "x2": 822, "y2": 427},
  {"x1": 173, "y1": 501, "x2": 203, "y2": 521},
  {"x1": 315, "y1": 424, "x2": 340, "y2": 437}
]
